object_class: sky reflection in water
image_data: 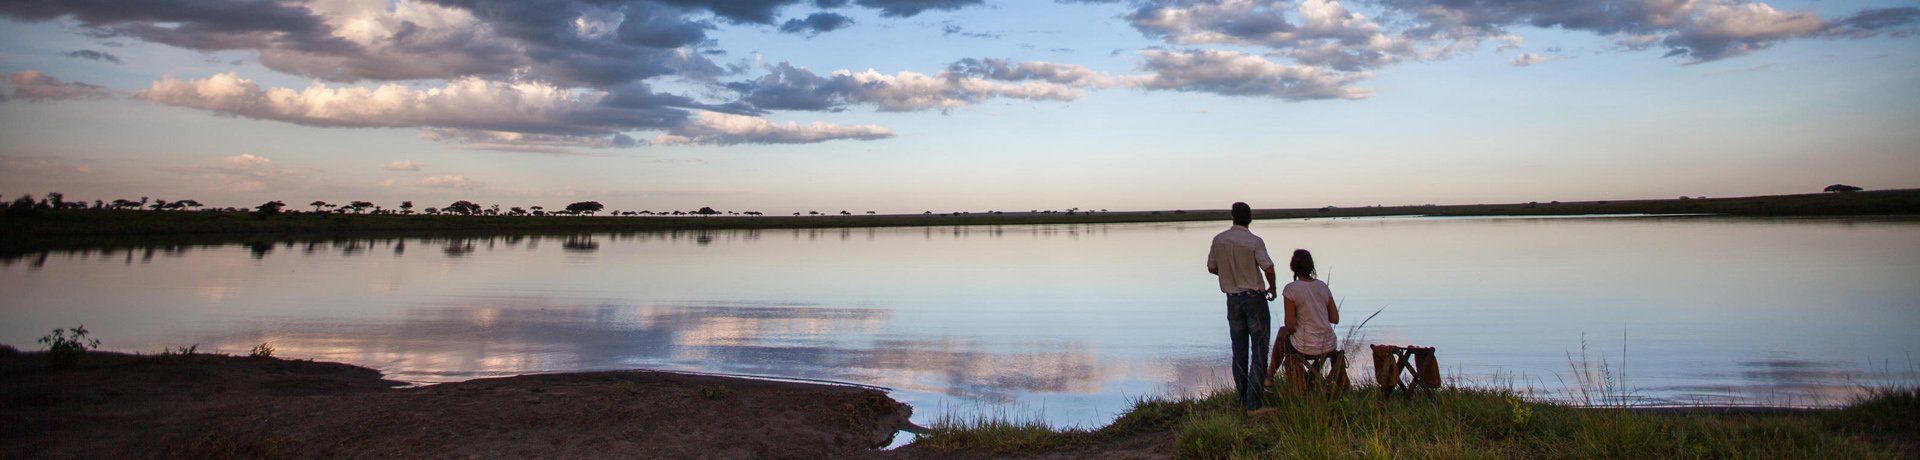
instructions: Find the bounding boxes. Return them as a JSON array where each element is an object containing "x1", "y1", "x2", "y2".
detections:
[{"x1": 3, "y1": 216, "x2": 1918, "y2": 427}]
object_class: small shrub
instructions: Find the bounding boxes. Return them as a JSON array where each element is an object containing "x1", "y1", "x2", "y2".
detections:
[
  {"x1": 1507, "y1": 395, "x2": 1534, "y2": 431},
  {"x1": 38, "y1": 325, "x2": 101, "y2": 370},
  {"x1": 698, "y1": 385, "x2": 728, "y2": 400},
  {"x1": 249, "y1": 342, "x2": 275, "y2": 358}
]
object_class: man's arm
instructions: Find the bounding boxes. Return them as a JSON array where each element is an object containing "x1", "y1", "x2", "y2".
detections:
[
  {"x1": 1262, "y1": 265, "x2": 1278, "y2": 300},
  {"x1": 1206, "y1": 243, "x2": 1219, "y2": 274}
]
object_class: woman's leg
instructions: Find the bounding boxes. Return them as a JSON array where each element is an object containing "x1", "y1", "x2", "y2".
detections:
[{"x1": 1265, "y1": 327, "x2": 1292, "y2": 386}]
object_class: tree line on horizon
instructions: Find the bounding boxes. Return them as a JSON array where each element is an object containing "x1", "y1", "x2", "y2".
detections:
[
  {"x1": 5, "y1": 192, "x2": 1118, "y2": 219},
  {"x1": 10, "y1": 185, "x2": 1867, "y2": 220}
]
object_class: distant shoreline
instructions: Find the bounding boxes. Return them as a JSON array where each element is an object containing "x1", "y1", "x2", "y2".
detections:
[{"x1": 4, "y1": 189, "x2": 1915, "y2": 255}]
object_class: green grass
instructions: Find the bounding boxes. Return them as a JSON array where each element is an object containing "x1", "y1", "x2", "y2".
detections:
[{"x1": 913, "y1": 385, "x2": 1918, "y2": 459}]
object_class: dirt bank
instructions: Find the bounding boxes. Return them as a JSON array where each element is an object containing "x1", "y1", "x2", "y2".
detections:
[{"x1": 2, "y1": 350, "x2": 912, "y2": 459}]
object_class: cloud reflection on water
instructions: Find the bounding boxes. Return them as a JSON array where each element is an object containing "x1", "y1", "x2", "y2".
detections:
[{"x1": 204, "y1": 299, "x2": 1125, "y2": 405}]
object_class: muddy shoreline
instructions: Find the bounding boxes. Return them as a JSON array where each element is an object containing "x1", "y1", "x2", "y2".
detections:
[{"x1": 2, "y1": 351, "x2": 914, "y2": 459}]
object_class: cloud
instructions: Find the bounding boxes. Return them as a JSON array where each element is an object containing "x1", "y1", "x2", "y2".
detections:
[
  {"x1": 135, "y1": 72, "x2": 680, "y2": 137},
  {"x1": 1822, "y1": 7, "x2": 1920, "y2": 39},
  {"x1": 4, "y1": 70, "x2": 113, "y2": 102},
  {"x1": 1661, "y1": 2, "x2": 1823, "y2": 63},
  {"x1": 729, "y1": 59, "x2": 1111, "y2": 112},
  {"x1": 1126, "y1": 49, "x2": 1372, "y2": 101},
  {"x1": 851, "y1": 0, "x2": 985, "y2": 17},
  {"x1": 1105, "y1": 0, "x2": 1920, "y2": 70},
  {"x1": 421, "y1": 129, "x2": 638, "y2": 152},
  {"x1": 652, "y1": 111, "x2": 892, "y2": 145},
  {"x1": 779, "y1": 12, "x2": 854, "y2": 35},
  {"x1": 384, "y1": 160, "x2": 426, "y2": 171},
  {"x1": 66, "y1": 49, "x2": 123, "y2": 64},
  {"x1": 417, "y1": 175, "x2": 480, "y2": 189},
  {"x1": 1510, "y1": 52, "x2": 1545, "y2": 66},
  {"x1": 942, "y1": 24, "x2": 1001, "y2": 39},
  {"x1": 223, "y1": 153, "x2": 274, "y2": 168}
]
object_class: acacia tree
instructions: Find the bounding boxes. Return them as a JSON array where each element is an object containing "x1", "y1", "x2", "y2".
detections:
[
  {"x1": 400, "y1": 201, "x2": 414, "y2": 214},
  {"x1": 565, "y1": 201, "x2": 604, "y2": 215},
  {"x1": 695, "y1": 206, "x2": 718, "y2": 216},
  {"x1": 349, "y1": 201, "x2": 374, "y2": 213},
  {"x1": 1823, "y1": 184, "x2": 1863, "y2": 193},
  {"x1": 444, "y1": 200, "x2": 481, "y2": 216},
  {"x1": 252, "y1": 200, "x2": 286, "y2": 218},
  {"x1": 310, "y1": 201, "x2": 330, "y2": 212}
]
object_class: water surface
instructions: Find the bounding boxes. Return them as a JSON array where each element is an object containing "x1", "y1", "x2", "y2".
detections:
[{"x1": 4, "y1": 215, "x2": 1916, "y2": 427}]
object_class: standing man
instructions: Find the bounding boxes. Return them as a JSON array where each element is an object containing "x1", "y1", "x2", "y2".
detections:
[{"x1": 1207, "y1": 202, "x2": 1278, "y2": 416}]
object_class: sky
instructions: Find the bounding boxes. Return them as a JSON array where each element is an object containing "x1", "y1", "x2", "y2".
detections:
[{"x1": 0, "y1": 0, "x2": 1916, "y2": 214}]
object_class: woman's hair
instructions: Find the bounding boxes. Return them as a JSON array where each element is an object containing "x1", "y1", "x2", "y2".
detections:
[{"x1": 1288, "y1": 249, "x2": 1316, "y2": 281}]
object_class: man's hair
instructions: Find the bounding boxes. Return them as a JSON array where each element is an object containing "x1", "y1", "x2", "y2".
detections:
[{"x1": 1230, "y1": 202, "x2": 1252, "y2": 226}]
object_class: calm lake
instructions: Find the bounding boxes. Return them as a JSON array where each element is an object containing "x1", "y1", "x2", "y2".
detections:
[{"x1": 4, "y1": 215, "x2": 1917, "y2": 428}]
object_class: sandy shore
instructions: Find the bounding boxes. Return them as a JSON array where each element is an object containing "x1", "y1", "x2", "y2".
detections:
[{"x1": 2, "y1": 350, "x2": 914, "y2": 459}]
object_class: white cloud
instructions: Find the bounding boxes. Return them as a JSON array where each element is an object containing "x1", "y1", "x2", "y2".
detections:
[
  {"x1": 733, "y1": 60, "x2": 1113, "y2": 113},
  {"x1": 383, "y1": 160, "x2": 424, "y2": 171},
  {"x1": 1665, "y1": 2, "x2": 1824, "y2": 62},
  {"x1": 653, "y1": 111, "x2": 894, "y2": 146},
  {"x1": 223, "y1": 154, "x2": 274, "y2": 168},
  {"x1": 1125, "y1": 49, "x2": 1373, "y2": 101},
  {"x1": 1510, "y1": 52, "x2": 1546, "y2": 66},
  {"x1": 417, "y1": 175, "x2": 480, "y2": 189},
  {"x1": 136, "y1": 73, "x2": 604, "y2": 132}
]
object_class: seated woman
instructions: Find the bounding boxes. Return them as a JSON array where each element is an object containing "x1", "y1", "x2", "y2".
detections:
[{"x1": 1267, "y1": 249, "x2": 1340, "y2": 386}]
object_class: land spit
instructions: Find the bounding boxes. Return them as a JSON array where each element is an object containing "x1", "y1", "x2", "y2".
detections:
[{"x1": 2, "y1": 351, "x2": 913, "y2": 459}]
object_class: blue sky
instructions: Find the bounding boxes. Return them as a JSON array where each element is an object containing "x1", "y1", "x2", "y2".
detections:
[{"x1": 0, "y1": 0, "x2": 1916, "y2": 214}]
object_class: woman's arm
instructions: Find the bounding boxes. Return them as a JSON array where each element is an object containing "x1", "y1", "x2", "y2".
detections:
[
  {"x1": 1284, "y1": 297, "x2": 1299, "y2": 331},
  {"x1": 1325, "y1": 296, "x2": 1340, "y2": 324}
]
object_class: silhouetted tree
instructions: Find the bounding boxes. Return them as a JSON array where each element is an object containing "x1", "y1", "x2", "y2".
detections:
[
  {"x1": 839, "y1": 210, "x2": 851, "y2": 216},
  {"x1": 509, "y1": 207, "x2": 526, "y2": 216},
  {"x1": 695, "y1": 206, "x2": 718, "y2": 216},
  {"x1": 251, "y1": 200, "x2": 286, "y2": 218},
  {"x1": 6, "y1": 194, "x2": 40, "y2": 217},
  {"x1": 149, "y1": 199, "x2": 169, "y2": 211},
  {"x1": 400, "y1": 201, "x2": 414, "y2": 214},
  {"x1": 866, "y1": 211, "x2": 875, "y2": 215},
  {"x1": 45, "y1": 192, "x2": 64, "y2": 209},
  {"x1": 349, "y1": 201, "x2": 374, "y2": 213},
  {"x1": 1823, "y1": 184, "x2": 1863, "y2": 193},
  {"x1": 444, "y1": 200, "x2": 481, "y2": 216},
  {"x1": 565, "y1": 201, "x2": 604, "y2": 215},
  {"x1": 310, "y1": 201, "x2": 330, "y2": 212}
]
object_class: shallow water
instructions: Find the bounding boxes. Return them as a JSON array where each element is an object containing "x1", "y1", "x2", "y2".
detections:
[{"x1": 4, "y1": 215, "x2": 1917, "y2": 428}]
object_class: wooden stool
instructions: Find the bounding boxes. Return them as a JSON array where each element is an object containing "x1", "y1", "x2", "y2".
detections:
[
  {"x1": 1370, "y1": 344, "x2": 1440, "y2": 397},
  {"x1": 1281, "y1": 350, "x2": 1349, "y2": 395}
]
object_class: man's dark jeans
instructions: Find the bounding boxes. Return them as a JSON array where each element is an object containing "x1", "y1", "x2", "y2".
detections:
[{"x1": 1226, "y1": 293, "x2": 1271, "y2": 411}]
